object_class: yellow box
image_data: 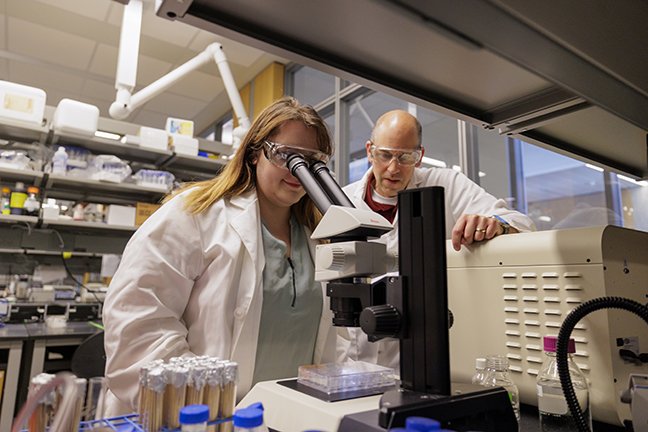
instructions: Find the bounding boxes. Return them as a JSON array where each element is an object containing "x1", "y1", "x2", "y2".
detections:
[{"x1": 136, "y1": 202, "x2": 161, "y2": 226}]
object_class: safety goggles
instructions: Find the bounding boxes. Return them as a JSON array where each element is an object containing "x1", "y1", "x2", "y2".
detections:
[
  {"x1": 370, "y1": 144, "x2": 422, "y2": 166},
  {"x1": 263, "y1": 140, "x2": 329, "y2": 169}
]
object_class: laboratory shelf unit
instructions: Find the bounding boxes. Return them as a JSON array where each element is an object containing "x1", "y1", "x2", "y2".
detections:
[
  {"x1": 161, "y1": 152, "x2": 226, "y2": 179},
  {"x1": 0, "y1": 214, "x2": 39, "y2": 225},
  {"x1": 44, "y1": 174, "x2": 166, "y2": 204},
  {"x1": 0, "y1": 118, "x2": 48, "y2": 144},
  {"x1": 52, "y1": 131, "x2": 172, "y2": 165},
  {"x1": 41, "y1": 218, "x2": 138, "y2": 233},
  {"x1": 0, "y1": 166, "x2": 44, "y2": 186}
]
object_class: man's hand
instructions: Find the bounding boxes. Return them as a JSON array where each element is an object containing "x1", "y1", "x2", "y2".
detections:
[{"x1": 451, "y1": 214, "x2": 503, "y2": 251}]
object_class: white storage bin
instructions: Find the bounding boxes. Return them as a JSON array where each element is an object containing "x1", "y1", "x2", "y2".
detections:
[
  {"x1": 169, "y1": 134, "x2": 199, "y2": 156},
  {"x1": 138, "y1": 126, "x2": 169, "y2": 151},
  {"x1": 51, "y1": 99, "x2": 99, "y2": 136},
  {"x1": 0, "y1": 80, "x2": 46, "y2": 124},
  {"x1": 105, "y1": 205, "x2": 136, "y2": 227}
]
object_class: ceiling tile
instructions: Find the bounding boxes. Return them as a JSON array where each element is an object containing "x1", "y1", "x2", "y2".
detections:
[
  {"x1": 0, "y1": 59, "x2": 8, "y2": 79},
  {"x1": 82, "y1": 79, "x2": 116, "y2": 102},
  {"x1": 168, "y1": 70, "x2": 224, "y2": 103},
  {"x1": 131, "y1": 109, "x2": 170, "y2": 130},
  {"x1": 9, "y1": 61, "x2": 84, "y2": 96},
  {"x1": 143, "y1": 92, "x2": 207, "y2": 120},
  {"x1": 189, "y1": 32, "x2": 265, "y2": 68},
  {"x1": 88, "y1": 43, "x2": 118, "y2": 79},
  {"x1": 33, "y1": 0, "x2": 111, "y2": 21},
  {"x1": 136, "y1": 54, "x2": 173, "y2": 87},
  {"x1": 8, "y1": 17, "x2": 96, "y2": 70},
  {"x1": 0, "y1": 13, "x2": 6, "y2": 50}
]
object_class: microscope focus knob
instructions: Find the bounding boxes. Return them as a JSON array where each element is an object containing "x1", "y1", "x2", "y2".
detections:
[{"x1": 360, "y1": 304, "x2": 401, "y2": 339}]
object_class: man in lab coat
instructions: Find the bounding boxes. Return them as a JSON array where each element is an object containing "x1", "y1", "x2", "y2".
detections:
[{"x1": 341, "y1": 109, "x2": 535, "y2": 369}]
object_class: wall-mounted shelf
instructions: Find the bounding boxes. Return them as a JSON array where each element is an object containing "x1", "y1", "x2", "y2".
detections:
[
  {"x1": 0, "y1": 214, "x2": 39, "y2": 225},
  {"x1": 52, "y1": 132, "x2": 172, "y2": 166},
  {"x1": 0, "y1": 118, "x2": 48, "y2": 143},
  {"x1": 44, "y1": 174, "x2": 166, "y2": 204},
  {"x1": 41, "y1": 218, "x2": 138, "y2": 233},
  {"x1": 0, "y1": 167, "x2": 44, "y2": 186}
]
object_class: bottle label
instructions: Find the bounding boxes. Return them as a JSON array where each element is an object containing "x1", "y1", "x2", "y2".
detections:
[{"x1": 537, "y1": 385, "x2": 569, "y2": 415}]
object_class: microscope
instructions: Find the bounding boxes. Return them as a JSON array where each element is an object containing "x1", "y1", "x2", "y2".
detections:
[{"x1": 281, "y1": 153, "x2": 519, "y2": 431}]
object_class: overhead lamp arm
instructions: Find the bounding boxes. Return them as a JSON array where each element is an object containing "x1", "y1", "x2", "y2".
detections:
[{"x1": 109, "y1": 0, "x2": 251, "y2": 147}]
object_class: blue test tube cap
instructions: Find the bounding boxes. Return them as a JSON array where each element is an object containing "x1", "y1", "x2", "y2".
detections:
[
  {"x1": 179, "y1": 404, "x2": 210, "y2": 424},
  {"x1": 233, "y1": 407, "x2": 264, "y2": 428},
  {"x1": 405, "y1": 416, "x2": 441, "y2": 431}
]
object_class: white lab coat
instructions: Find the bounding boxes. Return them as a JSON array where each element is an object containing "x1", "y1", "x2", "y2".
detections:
[
  {"x1": 103, "y1": 189, "x2": 338, "y2": 416},
  {"x1": 339, "y1": 167, "x2": 535, "y2": 369}
]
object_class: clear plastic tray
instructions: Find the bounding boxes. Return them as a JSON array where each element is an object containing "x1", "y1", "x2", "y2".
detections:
[{"x1": 297, "y1": 361, "x2": 396, "y2": 395}]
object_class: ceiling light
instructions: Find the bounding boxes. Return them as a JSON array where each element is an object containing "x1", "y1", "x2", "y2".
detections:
[
  {"x1": 479, "y1": 171, "x2": 486, "y2": 177},
  {"x1": 538, "y1": 216, "x2": 552, "y2": 222},
  {"x1": 585, "y1": 163, "x2": 604, "y2": 172},
  {"x1": 452, "y1": 165, "x2": 462, "y2": 171},
  {"x1": 420, "y1": 157, "x2": 447, "y2": 168},
  {"x1": 617, "y1": 174, "x2": 647, "y2": 186},
  {"x1": 95, "y1": 130, "x2": 122, "y2": 140}
]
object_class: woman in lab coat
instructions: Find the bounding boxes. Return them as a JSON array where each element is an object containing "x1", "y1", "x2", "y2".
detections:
[{"x1": 103, "y1": 97, "x2": 339, "y2": 415}]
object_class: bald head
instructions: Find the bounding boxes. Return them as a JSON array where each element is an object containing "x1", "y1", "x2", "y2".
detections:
[{"x1": 371, "y1": 110, "x2": 422, "y2": 149}]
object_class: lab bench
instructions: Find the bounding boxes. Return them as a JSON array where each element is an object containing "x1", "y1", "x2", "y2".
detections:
[{"x1": 0, "y1": 321, "x2": 100, "y2": 432}]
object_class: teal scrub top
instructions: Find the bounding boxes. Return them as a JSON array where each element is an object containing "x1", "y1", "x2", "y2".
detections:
[{"x1": 252, "y1": 217, "x2": 323, "y2": 385}]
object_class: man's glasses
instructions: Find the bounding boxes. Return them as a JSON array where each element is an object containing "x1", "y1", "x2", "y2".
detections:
[
  {"x1": 263, "y1": 140, "x2": 329, "y2": 169},
  {"x1": 370, "y1": 144, "x2": 422, "y2": 166}
]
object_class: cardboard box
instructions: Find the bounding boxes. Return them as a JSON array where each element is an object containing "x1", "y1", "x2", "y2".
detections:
[{"x1": 136, "y1": 202, "x2": 161, "y2": 226}]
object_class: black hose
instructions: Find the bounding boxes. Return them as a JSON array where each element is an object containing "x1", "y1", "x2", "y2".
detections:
[{"x1": 556, "y1": 296, "x2": 648, "y2": 432}]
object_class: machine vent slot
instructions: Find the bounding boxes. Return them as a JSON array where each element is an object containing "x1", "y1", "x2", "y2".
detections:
[
  {"x1": 521, "y1": 272, "x2": 537, "y2": 278},
  {"x1": 523, "y1": 308, "x2": 539, "y2": 314},
  {"x1": 521, "y1": 284, "x2": 538, "y2": 290},
  {"x1": 542, "y1": 284, "x2": 560, "y2": 290},
  {"x1": 505, "y1": 318, "x2": 520, "y2": 325},
  {"x1": 503, "y1": 295, "x2": 519, "y2": 302},
  {"x1": 523, "y1": 296, "x2": 539, "y2": 302},
  {"x1": 541, "y1": 272, "x2": 559, "y2": 278},
  {"x1": 502, "y1": 284, "x2": 518, "y2": 290},
  {"x1": 502, "y1": 273, "x2": 517, "y2": 279}
]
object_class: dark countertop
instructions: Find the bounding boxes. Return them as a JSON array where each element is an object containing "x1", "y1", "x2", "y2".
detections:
[
  {"x1": 24, "y1": 321, "x2": 100, "y2": 339},
  {"x1": 0, "y1": 323, "x2": 30, "y2": 341}
]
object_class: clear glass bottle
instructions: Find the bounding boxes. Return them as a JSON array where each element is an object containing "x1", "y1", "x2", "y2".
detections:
[
  {"x1": 471, "y1": 357, "x2": 487, "y2": 385},
  {"x1": 483, "y1": 355, "x2": 520, "y2": 421},
  {"x1": 537, "y1": 336, "x2": 591, "y2": 432},
  {"x1": 179, "y1": 404, "x2": 209, "y2": 432}
]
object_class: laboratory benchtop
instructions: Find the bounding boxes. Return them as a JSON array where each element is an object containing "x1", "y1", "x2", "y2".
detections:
[
  {"x1": 0, "y1": 322, "x2": 30, "y2": 340},
  {"x1": 0, "y1": 321, "x2": 100, "y2": 340}
]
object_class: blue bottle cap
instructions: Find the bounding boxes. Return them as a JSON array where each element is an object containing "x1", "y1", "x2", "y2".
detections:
[
  {"x1": 179, "y1": 404, "x2": 210, "y2": 424},
  {"x1": 233, "y1": 407, "x2": 264, "y2": 428},
  {"x1": 405, "y1": 416, "x2": 441, "y2": 431}
]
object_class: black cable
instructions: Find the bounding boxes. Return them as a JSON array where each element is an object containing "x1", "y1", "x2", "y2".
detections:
[
  {"x1": 556, "y1": 296, "x2": 648, "y2": 432},
  {"x1": 60, "y1": 253, "x2": 103, "y2": 304}
]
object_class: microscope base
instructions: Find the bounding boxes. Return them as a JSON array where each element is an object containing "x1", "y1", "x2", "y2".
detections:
[{"x1": 338, "y1": 384, "x2": 518, "y2": 432}]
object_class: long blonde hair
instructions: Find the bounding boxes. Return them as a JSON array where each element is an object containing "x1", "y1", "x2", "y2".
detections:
[{"x1": 168, "y1": 96, "x2": 333, "y2": 231}]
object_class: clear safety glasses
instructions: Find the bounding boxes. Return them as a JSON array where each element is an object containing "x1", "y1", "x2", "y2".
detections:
[
  {"x1": 370, "y1": 144, "x2": 422, "y2": 166},
  {"x1": 263, "y1": 140, "x2": 330, "y2": 169}
]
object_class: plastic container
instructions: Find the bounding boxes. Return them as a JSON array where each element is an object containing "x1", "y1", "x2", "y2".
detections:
[
  {"x1": 233, "y1": 406, "x2": 268, "y2": 432},
  {"x1": 1, "y1": 186, "x2": 11, "y2": 215},
  {"x1": 0, "y1": 80, "x2": 46, "y2": 124},
  {"x1": 23, "y1": 186, "x2": 40, "y2": 216},
  {"x1": 405, "y1": 416, "x2": 441, "y2": 431},
  {"x1": 297, "y1": 361, "x2": 395, "y2": 395},
  {"x1": 537, "y1": 336, "x2": 591, "y2": 432},
  {"x1": 483, "y1": 355, "x2": 520, "y2": 421},
  {"x1": 471, "y1": 357, "x2": 487, "y2": 385},
  {"x1": 52, "y1": 146, "x2": 68, "y2": 175},
  {"x1": 179, "y1": 404, "x2": 210, "y2": 432},
  {"x1": 9, "y1": 181, "x2": 27, "y2": 215}
]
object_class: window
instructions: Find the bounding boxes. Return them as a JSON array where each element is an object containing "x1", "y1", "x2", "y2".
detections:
[
  {"x1": 291, "y1": 66, "x2": 336, "y2": 107},
  {"x1": 520, "y1": 143, "x2": 613, "y2": 231}
]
